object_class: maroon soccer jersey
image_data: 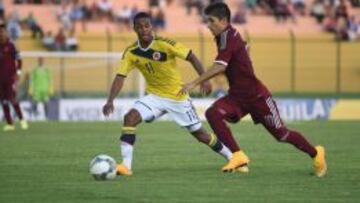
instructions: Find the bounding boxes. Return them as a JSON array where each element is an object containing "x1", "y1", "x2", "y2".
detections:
[
  {"x1": 0, "y1": 40, "x2": 20, "y2": 82},
  {"x1": 215, "y1": 25, "x2": 270, "y2": 101}
]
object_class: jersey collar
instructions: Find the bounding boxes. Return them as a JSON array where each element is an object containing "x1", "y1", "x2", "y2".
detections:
[
  {"x1": 215, "y1": 25, "x2": 232, "y2": 39},
  {"x1": 137, "y1": 36, "x2": 154, "y2": 52}
]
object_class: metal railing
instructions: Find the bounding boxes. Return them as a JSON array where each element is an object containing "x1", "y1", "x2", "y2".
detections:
[{"x1": 19, "y1": 30, "x2": 360, "y2": 96}]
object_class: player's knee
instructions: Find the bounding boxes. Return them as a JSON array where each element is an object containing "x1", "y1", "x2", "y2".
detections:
[
  {"x1": 273, "y1": 127, "x2": 290, "y2": 143},
  {"x1": 124, "y1": 110, "x2": 141, "y2": 126},
  {"x1": 205, "y1": 107, "x2": 220, "y2": 121}
]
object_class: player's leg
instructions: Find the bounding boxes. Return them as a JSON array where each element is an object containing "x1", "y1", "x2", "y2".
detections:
[
  {"x1": 256, "y1": 96, "x2": 326, "y2": 177},
  {"x1": 189, "y1": 124, "x2": 232, "y2": 161},
  {"x1": 1, "y1": 83, "x2": 15, "y2": 131},
  {"x1": 165, "y1": 97, "x2": 248, "y2": 172},
  {"x1": 205, "y1": 96, "x2": 242, "y2": 152},
  {"x1": 8, "y1": 83, "x2": 28, "y2": 129},
  {"x1": 205, "y1": 96, "x2": 250, "y2": 172},
  {"x1": 117, "y1": 108, "x2": 142, "y2": 176},
  {"x1": 117, "y1": 95, "x2": 166, "y2": 176},
  {"x1": 1, "y1": 100, "x2": 15, "y2": 131},
  {"x1": 42, "y1": 92, "x2": 50, "y2": 119}
]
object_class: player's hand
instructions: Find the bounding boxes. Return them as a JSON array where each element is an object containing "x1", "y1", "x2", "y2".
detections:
[
  {"x1": 177, "y1": 82, "x2": 195, "y2": 96},
  {"x1": 102, "y1": 102, "x2": 114, "y2": 116},
  {"x1": 200, "y1": 81, "x2": 212, "y2": 96}
]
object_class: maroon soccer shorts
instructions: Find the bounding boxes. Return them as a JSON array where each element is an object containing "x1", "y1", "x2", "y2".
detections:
[{"x1": 210, "y1": 95, "x2": 285, "y2": 130}]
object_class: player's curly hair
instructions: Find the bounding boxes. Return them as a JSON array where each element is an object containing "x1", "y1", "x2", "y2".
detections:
[
  {"x1": 133, "y1": 12, "x2": 152, "y2": 26},
  {"x1": 204, "y1": 2, "x2": 231, "y2": 22}
]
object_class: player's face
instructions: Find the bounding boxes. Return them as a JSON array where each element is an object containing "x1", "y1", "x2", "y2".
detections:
[
  {"x1": 134, "y1": 18, "x2": 153, "y2": 43},
  {"x1": 206, "y1": 15, "x2": 227, "y2": 36}
]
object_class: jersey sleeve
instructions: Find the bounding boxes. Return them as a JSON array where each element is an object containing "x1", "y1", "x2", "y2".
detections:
[
  {"x1": 167, "y1": 40, "x2": 191, "y2": 60},
  {"x1": 215, "y1": 35, "x2": 234, "y2": 67},
  {"x1": 116, "y1": 50, "x2": 134, "y2": 76},
  {"x1": 11, "y1": 43, "x2": 21, "y2": 60}
]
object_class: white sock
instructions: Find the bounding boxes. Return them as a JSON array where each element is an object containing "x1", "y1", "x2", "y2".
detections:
[
  {"x1": 219, "y1": 144, "x2": 233, "y2": 160},
  {"x1": 121, "y1": 142, "x2": 134, "y2": 170}
]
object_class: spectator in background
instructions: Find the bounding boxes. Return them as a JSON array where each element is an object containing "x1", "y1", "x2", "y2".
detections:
[
  {"x1": 80, "y1": 0, "x2": 92, "y2": 21},
  {"x1": 57, "y1": 2, "x2": 73, "y2": 32},
  {"x1": 65, "y1": 31, "x2": 78, "y2": 51},
  {"x1": 335, "y1": 16, "x2": 348, "y2": 40},
  {"x1": 24, "y1": 12, "x2": 44, "y2": 39},
  {"x1": 273, "y1": 0, "x2": 296, "y2": 23},
  {"x1": 291, "y1": 0, "x2": 306, "y2": 15},
  {"x1": 42, "y1": 31, "x2": 55, "y2": 50},
  {"x1": 311, "y1": 0, "x2": 326, "y2": 24},
  {"x1": 70, "y1": 0, "x2": 86, "y2": 33},
  {"x1": 54, "y1": 28, "x2": 66, "y2": 51},
  {"x1": 335, "y1": 0, "x2": 348, "y2": 19},
  {"x1": 347, "y1": 15, "x2": 359, "y2": 41},
  {"x1": 232, "y1": 2, "x2": 247, "y2": 24},
  {"x1": 97, "y1": 0, "x2": 113, "y2": 21},
  {"x1": 323, "y1": 11, "x2": 337, "y2": 32},
  {"x1": 6, "y1": 14, "x2": 22, "y2": 43},
  {"x1": 185, "y1": 0, "x2": 205, "y2": 15},
  {"x1": 149, "y1": 0, "x2": 160, "y2": 13},
  {"x1": 28, "y1": 57, "x2": 53, "y2": 119},
  {"x1": 245, "y1": 0, "x2": 258, "y2": 14},
  {"x1": 115, "y1": 5, "x2": 132, "y2": 30},
  {"x1": 153, "y1": 9, "x2": 166, "y2": 30}
]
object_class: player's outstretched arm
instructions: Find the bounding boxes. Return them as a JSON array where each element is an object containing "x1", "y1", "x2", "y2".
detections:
[
  {"x1": 178, "y1": 63, "x2": 226, "y2": 96},
  {"x1": 186, "y1": 52, "x2": 212, "y2": 95},
  {"x1": 103, "y1": 75, "x2": 125, "y2": 116}
]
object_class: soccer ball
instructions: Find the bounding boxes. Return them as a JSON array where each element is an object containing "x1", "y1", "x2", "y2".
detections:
[{"x1": 89, "y1": 154, "x2": 117, "y2": 180}]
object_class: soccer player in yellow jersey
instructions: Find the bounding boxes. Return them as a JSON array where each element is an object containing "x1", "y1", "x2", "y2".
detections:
[{"x1": 102, "y1": 12, "x2": 233, "y2": 176}]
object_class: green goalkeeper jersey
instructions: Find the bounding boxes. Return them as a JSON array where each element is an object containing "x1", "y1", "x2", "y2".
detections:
[{"x1": 29, "y1": 66, "x2": 52, "y2": 93}]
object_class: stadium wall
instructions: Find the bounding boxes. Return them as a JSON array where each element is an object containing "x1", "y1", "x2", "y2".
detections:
[
  {"x1": 19, "y1": 34, "x2": 360, "y2": 95},
  {"x1": 2, "y1": 98, "x2": 359, "y2": 122}
]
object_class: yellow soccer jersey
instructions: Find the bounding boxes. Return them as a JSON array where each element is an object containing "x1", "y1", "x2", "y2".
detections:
[{"x1": 117, "y1": 36, "x2": 191, "y2": 101}]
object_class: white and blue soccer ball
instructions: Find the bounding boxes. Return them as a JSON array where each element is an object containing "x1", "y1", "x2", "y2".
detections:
[{"x1": 89, "y1": 154, "x2": 117, "y2": 180}]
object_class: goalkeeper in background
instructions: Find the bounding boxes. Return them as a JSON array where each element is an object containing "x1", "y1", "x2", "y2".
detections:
[{"x1": 28, "y1": 57, "x2": 53, "y2": 118}]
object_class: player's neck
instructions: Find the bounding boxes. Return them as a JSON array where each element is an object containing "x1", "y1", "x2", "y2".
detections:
[
  {"x1": 214, "y1": 24, "x2": 230, "y2": 37},
  {"x1": 138, "y1": 37, "x2": 154, "y2": 50}
]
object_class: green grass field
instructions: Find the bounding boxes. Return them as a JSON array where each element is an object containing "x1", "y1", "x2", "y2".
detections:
[{"x1": 0, "y1": 121, "x2": 359, "y2": 203}]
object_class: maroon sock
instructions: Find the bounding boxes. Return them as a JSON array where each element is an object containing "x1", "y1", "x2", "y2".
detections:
[
  {"x1": 1, "y1": 103, "x2": 13, "y2": 125},
  {"x1": 285, "y1": 130, "x2": 317, "y2": 158},
  {"x1": 12, "y1": 102, "x2": 24, "y2": 120},
  {"x1": 205, "y1": 108, "x2": 240, "y2": 153}
]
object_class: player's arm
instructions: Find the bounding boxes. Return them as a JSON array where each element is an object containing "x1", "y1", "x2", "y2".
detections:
[
  {"x1": 178, "y1": 63, "x2": 226, "y2": 95},
  {"x1": 103, "y1": 74, "x2": 126, "y2": 116},
  {"x1": 13, "y1": 44, "x2": 22, "y2": 80},
  {"x1": 186, "y1": 52, "x2": 212, "y2": 95}
]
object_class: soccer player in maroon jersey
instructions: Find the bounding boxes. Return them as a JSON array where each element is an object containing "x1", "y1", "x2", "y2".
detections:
[
  {"x1": 0, "y1": 24, "x2": 28, "y2": 131},
  {"x1": 178, "y1": 2, "x2": 327, "y2": 177}
]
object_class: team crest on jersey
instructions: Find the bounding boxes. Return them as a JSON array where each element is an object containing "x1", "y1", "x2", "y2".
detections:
[{"x1": 152, "y1": 52, "x2": 161, "y2": 61}]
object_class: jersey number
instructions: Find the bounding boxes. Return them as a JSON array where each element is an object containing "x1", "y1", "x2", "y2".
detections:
[{"x1": 145, "y1": 62, "x2": 155, "y2": 74}]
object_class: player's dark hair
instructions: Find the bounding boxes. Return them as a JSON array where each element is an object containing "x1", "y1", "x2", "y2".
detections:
[
  {"x1": 204, "y1": 2, "x2": 231, "y2": 22},
  {"x1": 133, "y1": 12, "x2": 152, "y2": 26}
]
